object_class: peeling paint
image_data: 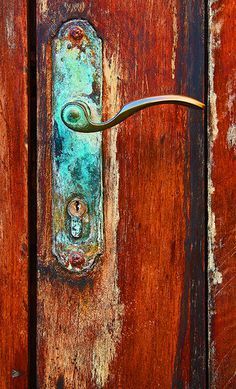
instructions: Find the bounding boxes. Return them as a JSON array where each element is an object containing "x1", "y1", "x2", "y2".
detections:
[
  {"x1": 208, "y1": 0, "x2": 223, "y2": 287},
  {"x1": 227, "y1": 124, "x2": 236, "y2": 150},
  {"x1": 171, "y1": 3, "x2": 178, "y2": 80},
  {"x1": 227, "y1": 79, "x2": 236, "y2": 116},
  {"x1": 5, "y1": 10, "x2": 16, "y2": 50},
  {"x1": 91, "y1": 50, "x2": 124, "y2": 388},
  {"x1": 208, "y1": 0, "x2": 223, "y2": 378},
  {"x1": 39, "y1": 0, "x2": 48, "y2": 15},
  {"x1": 208, "y1": 203, "x2": 222, "y2": 286},
  {"x1": 226, "y1": 78, "x2": 236, "y2": 150},
  {"x1": 92, "y1": 127, "x2": 123, "y2": 388}
]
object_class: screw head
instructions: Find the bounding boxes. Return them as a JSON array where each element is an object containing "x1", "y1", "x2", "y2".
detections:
[
  {"x1": 69, "y1": 252, "x2": 85, "y2": 269},
  {"x1": 69, "y1": 26, "x2": 84, "y2": 41},
  {"x1": 68, "y1": 107, "x2": 81, "y2": 122}
]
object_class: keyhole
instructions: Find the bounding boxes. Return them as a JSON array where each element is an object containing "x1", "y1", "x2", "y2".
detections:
[
  {"x1": 75, "y1": 200, "x2": 80, "y2": 212},
  {"x1": 67, "y1": 198, "x2": 87, "y2": 238}
]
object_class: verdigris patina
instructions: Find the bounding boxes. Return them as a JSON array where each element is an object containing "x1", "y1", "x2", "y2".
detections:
[{"x1": 52, "y1": 20, "x2": 103, "y2": 274}]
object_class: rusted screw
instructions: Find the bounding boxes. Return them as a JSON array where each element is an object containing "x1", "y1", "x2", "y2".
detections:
[
  {"x1": 69, "y1": 252, "x2": 85, "y2": 268},
  {"x1": 69, "y1": 26, "x2": 84, "y2": 41}
]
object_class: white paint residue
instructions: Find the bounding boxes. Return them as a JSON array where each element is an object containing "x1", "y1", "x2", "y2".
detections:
[
  {"x1": 208, "y1": 1, "x2": 223, "y2": 287},
  {"x1": 227, "y1": 78, "x2": 236, "y2": 116},
  {"x1": 226, "y1": 78, "x2": 236, "y2": 150},
  {"x1": 5, "y1": 10, "x2": 16, "y2": 50},
  {"x1": 92, "y1": 50, "x2": 124, "y2": 388},
  {"x1": 63, "y1": 2, "x2": 86, "y2": 14},
  {"x1": 39, "y1": 0, "x2": 48, "y2": 15},
  {"x1": 212, "y1": 270, "x2": 223, "y2": 285},
  {"x1": 171, "y1": 3, "x2": 178, "y2": 80},
  {"x1": 208, "y1": 203, "x2": 223, "y2": 287},
  {"x1": 208, "y1": 0, "x2": 223, "y2": 375},
  {"x1": 227, "y1": 124, "x2": 236, "y2": 149}
]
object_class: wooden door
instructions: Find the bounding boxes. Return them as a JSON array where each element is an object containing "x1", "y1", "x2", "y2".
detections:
[
  {"x1": 0, "y1": 1, "x2": 235, "y2": 388},
  {"x1": 37, "y1": 1, "x2": 206, "y2": 388}
]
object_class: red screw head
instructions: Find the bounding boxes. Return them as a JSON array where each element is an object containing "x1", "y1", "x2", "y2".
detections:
[
  {"x1": 69, "y1": 26, "x2": 84, "y2": 41},
  {"x1": 69, "y1": 252, "x2": 85, "y2": 269}
]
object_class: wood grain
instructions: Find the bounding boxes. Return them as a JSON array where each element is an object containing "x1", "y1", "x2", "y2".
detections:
[
  {"x1": 0, "y1": 0, "x2": 29, "y2": 387},
  {"x1": 208, "y1": 1, "x2": 236, "y2": 387},
  {"x1": 37, "y1": 1, "x2": 206, "y2": 387}
]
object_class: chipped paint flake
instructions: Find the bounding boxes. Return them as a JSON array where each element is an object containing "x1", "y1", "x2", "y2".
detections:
[
  {"x1": 171, "y1": 3, "x2": 178, "y2": 80},
  {"x1": 208, "y1": 205, "x2": 223, "y2": 287},
  {"x1": 212, "y1": 270, "x2": 223, "y2": 285},
  {"x1": 226, "y1": 78, "x2": 236, "y2": 150},
  {"x1": 227, "y1": 124, "x2": 236, "y2": 150},
  {"x1": 227, "y1": 78, "x2": 236, "y2": 117},
  {"x1": 5, "y1": 10, "x2": 16, "y2": 50},
  {"x1": 39, "y1": 0, "x2": 48, "y2": 15}
]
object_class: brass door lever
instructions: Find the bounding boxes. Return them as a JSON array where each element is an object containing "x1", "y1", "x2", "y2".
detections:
[{"x1": 61, "y1": 95, "x2": 205, "y2": 133}]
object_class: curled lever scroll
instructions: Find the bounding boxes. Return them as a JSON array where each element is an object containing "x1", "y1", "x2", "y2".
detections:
[{"x1": 61, "y1": 95, "x2": 205, "y2": 133}]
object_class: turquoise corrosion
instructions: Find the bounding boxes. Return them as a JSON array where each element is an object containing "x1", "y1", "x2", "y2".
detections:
[{"x1": 52, "y1": 20, "x2": 103, "y2": 273}]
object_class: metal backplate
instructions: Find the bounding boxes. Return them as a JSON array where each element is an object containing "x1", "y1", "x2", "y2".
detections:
[{"x1": 52, "y1": 20, "x2": 103, "y2": 274}]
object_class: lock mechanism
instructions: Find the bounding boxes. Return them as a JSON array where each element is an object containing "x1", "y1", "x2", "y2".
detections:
[{"x1": 52, "y1": 19, "x2": 204, "y2": 275}]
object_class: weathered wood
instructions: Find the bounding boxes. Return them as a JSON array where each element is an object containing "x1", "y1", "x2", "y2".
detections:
[
  {"x1": 37, "y1": 1, "x2": 206, "y2": 387},
  {"x1": 0, "y1": 0, "x2": 29, "y2": 387},
  {"x1": 208, "y1": 1, "x2": 236, "y2": 387}
]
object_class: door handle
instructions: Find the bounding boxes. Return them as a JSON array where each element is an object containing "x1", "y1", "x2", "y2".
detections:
[
  {"x1": 51, "y1": 19, "x2": 205, "y2": 275},
  {"x1": 61, "y1": 95, "x2": 204, "y2": 133}
]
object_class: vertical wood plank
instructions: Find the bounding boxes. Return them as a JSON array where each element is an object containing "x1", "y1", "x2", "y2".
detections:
[
  {"x1": 0, "y1": 0, "x2": 29, "y2": 387},
  {"x1": 208, "y1": 1, "x2": 236, "y2": 387},
  {"x1": 37, "y1": 1, "x2": 205, "y2": 387}
]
